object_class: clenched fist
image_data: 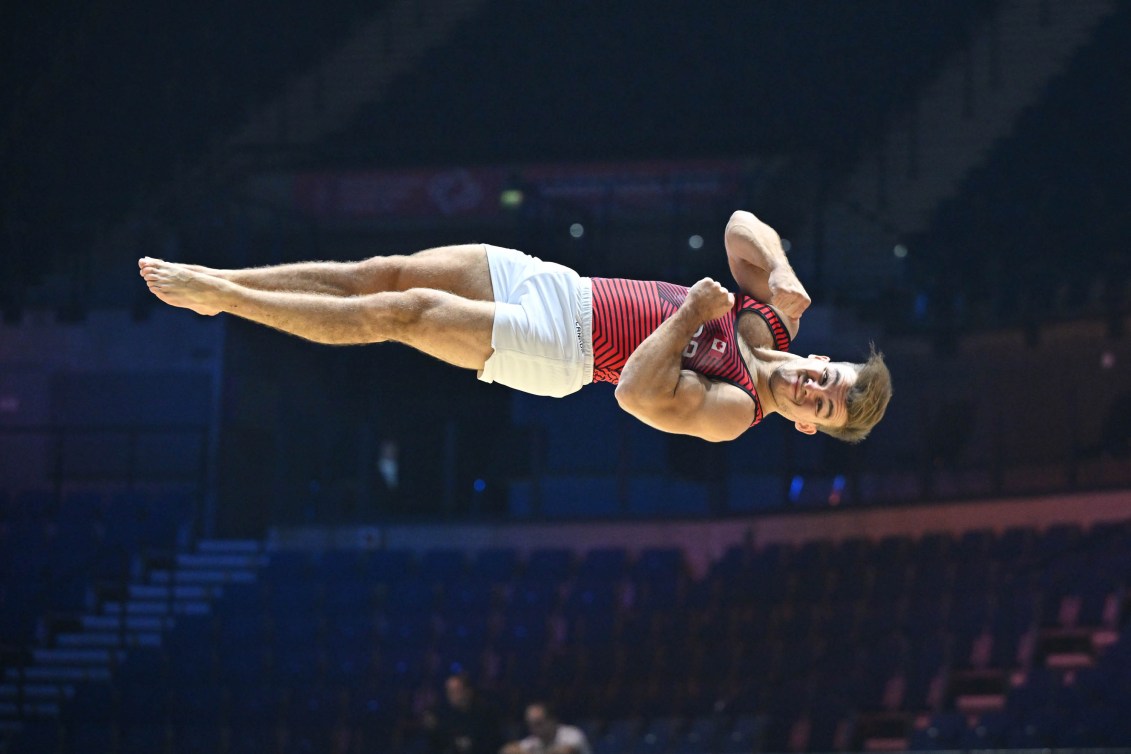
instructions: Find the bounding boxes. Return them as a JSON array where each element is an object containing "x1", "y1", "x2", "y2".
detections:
[
  {"x1": 768, "y1": 266, "x2": 811, "y2": 320},
  {"x1": 685, "y1": 277, "x2": 735, "y2": 322}
]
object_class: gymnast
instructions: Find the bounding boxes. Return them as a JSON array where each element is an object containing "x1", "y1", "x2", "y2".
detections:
[{"x1": 139, "y1": 211, "x2": 890, "y2": 442}]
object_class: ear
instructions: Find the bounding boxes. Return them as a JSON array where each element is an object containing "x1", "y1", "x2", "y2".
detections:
[
  {"x1": 806, "y1": 354, "x2": 831, "y2": 362},
  {"x1": 794, "y1": 420, "x2": 818, "y2": 435}
]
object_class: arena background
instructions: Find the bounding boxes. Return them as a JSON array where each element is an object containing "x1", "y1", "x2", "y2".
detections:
[{"x1": 3, "y1": 1, "x2": 1131, "y2": 752}]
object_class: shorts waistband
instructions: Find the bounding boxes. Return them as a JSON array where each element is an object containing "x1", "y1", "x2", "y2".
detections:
[{"x1": 579, "y1": 277, "x2": 594, "y2": 386}]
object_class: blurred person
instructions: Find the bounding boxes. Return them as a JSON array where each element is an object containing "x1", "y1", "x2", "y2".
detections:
[
  {"x1": 425, "y1": 673, "x2": 504, "y2": 754},
  {"x1": 140, "y1": 211, "x2": 890, "y2": 442},
  {"x1": 500, "y1": 702, "x2": 591, "y2": 754}
]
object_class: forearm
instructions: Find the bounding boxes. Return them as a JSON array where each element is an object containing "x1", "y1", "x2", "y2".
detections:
[
  {"x1": 616, "y1": 306, "x2": 703, "y2": 406},
  {"x1": 215, "y1": 261, "x2": 363, "y2": 296},
  {"x1": 724, "y1": 210, "x2": 791, "y2": 273},
  {"x1": 213, "y1": 279, "x2": 380, "y2": 344}
]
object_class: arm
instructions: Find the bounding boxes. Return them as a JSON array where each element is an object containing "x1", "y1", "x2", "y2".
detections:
[
  {"x1": 615, "y1": 278, "x2": 755, "y2": 442},
  {"x1": 724, "y1": 210, "x2": 810, "y2": 321}
]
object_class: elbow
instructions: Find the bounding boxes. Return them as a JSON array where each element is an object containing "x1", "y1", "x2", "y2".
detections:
[
  {"x1": 614, "y1": 381, "x2": 639, "y2": 411},
  {"x1": 615, "y1": 381, "x2": 659, "y2": 417},
  {"x1": 726, "y1": 210, "x2": 755, "y2": 234}
]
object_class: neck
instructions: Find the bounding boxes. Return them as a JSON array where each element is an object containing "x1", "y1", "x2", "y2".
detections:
[{"x1": 742, "y1": 345, "x2": 799, "y2": 417}]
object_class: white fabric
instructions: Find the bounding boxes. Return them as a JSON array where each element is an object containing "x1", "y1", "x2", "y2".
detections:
[
  {"x1": 478, "y1": 244, "x2": 593, "y2": 397},
  {"x1": 518, "y1": 725, "x2": 592, "y2": 754}
]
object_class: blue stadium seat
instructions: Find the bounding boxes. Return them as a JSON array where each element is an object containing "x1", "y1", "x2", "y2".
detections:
[
  {"x1": 509, "y1": 577, "x2": 560, "y2": 616},
  {"x1": 670, "y1": 715, "x2": 718, "y2": 754},
  {"x1": 631, "y1": 716, "x2": 680, "y2": 754},
  {"x1": 1035, "y1": 523, "x2": 1082, "y2": 558},
  {"x1": 565, "y1": 580, "x2": 617, "y2": 614},
  {"x1": 71, "y1": 722, "x2": 117, "y2": 752},
  {"x1": 989, "y1": 527, "x2": 1032, "y2": 561},
  {"x1": 594, "y1": 719, "x2": 641, "y2": 754},
  {"x1": 958, "y1": 711, "x2": 1008, "y2": 748},
  {"x1": 441, "y1": 577, "x2": 494, "y2": 616},
  {"x1": 525, "y1": 548, "x2": 574, "y2": 581},
  {"x1": 313, "y1": 549, "x2": 363, "y2": 580},
  {"x1": 227, "y1": 725, "x2": 273, "y2": 754},
  {"x1": 382, "y1": 578, "x2": 435, "y2": 615},
  {"x1": 7, "y1": 720, "x2": 62, "y2": 754},
  {"x1": 418, "y1": 549, "x2": 466, "y2": 583},
  {"x1": 717, "y1": 715, "x2": 764, "y2": 754},
  {"x1": 67, "y1": 681, "x2": 116, "y2": 724},
  {"x1": 909, "y1": 559, "x2": 951, "y2": 597},
  {"x1": 914, "y1": 532, "x2": 951, "y2": 562},
  {"x1": 174, "y1": 724, "x2": 221, "y2": 753},
  {"x1": 903, "y1": 595, "x2": 948, "y2": 635},
  {"x1": 873, "y1": 535, "x2": 912, "y2": 566},
  {"x1": 362, "y1": 549, "x2": 414, "y2": 581},
  {"x1": 955, "y1": 528, "x2": 992, "y2": 558},
  {"x1": 119, "y1": 723, "x2": 168, "y2": 754},
  {"x1": 472, "y1": 548, "x2": 519, "y2": 583},
  {"x1": 577, "y1": 547, "x2": 628, "y2": 583}
]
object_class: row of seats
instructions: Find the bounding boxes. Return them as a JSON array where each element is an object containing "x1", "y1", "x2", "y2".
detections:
[
  {"x1": 0, "y1": 489, "x2": 194, "y2": 643},
  {"x1": 21, "y1": 522, "x2": 1120, "y2": 752}
]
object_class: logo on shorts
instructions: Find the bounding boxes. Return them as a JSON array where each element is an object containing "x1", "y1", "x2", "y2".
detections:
[{"x1": 575, "y1": 319, "x2": 584, "y2": 352}]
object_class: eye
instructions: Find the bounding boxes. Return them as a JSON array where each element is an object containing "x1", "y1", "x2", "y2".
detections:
[
  {"x1": 820, "y1": 369, "x2": 829, "y2": 385},
  {"x1": 816, "y1": 399, "x2": 823, "y2": 414}
]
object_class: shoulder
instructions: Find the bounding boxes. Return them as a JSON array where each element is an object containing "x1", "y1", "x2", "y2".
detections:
[{"x1": 557, "y1": 725, "x2": 588, "y2": 744}]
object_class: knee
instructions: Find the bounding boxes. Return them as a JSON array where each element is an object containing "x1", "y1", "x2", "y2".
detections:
[
  {"x1": 356, "y1": 255, "x2": 408, "y2": 294},
  {"x1": 375, "y1": 288, "x2": 443, "y2": 328}
]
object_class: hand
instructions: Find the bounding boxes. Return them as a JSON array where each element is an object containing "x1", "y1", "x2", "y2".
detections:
[
  {"x1": 686, "y1": 277, "x2": 735, "y2": 322},
  {"x1": 767, "y1": 266, "x2": 811, "y2": 319}
]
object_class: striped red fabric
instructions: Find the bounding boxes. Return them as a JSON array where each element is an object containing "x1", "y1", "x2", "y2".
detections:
[{"x1": 590, "y1": 278, "x2": 792, "y2": 427}]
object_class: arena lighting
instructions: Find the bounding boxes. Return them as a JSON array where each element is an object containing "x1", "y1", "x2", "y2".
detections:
[
  {"x1": 499, "y1": 188, "x2": 524, "y2": 209},
  {"x1": 781, "y1": 238, "x2": 792, "y2": 252},
  {"x1": 569, "y1": 223, "x2": 585, "y2": 239},
  {"x1": 789, "y1": 475, "x2": 804, "y2": 503},
  {"x1": 829, "y1": 474, "x2": 846, "y2": 506},
  {"x1": 688, "y1": 234, "x2": 704, "y2": 250},
  {"x1": 893, "y1": 244, "x2": 909, "y2": 258}
]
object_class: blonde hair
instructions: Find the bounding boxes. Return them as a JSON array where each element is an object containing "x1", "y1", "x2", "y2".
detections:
[{"x1": 820, "y1": 345, "x2": 892, "y2": 444}]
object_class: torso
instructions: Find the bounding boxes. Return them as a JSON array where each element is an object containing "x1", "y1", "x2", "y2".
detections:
[{"x1": 589, "y1": 278, "x2": 792, "y2": 427}]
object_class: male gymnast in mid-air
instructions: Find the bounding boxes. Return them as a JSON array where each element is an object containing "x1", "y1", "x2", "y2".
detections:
[{"x1": 139, "y1": 210, "x2": 891, "y2": 443}]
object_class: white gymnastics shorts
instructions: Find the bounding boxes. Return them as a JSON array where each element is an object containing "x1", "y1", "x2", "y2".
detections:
[{"x1": 478, "y1": 244, "x2": 594, "y2": 398}]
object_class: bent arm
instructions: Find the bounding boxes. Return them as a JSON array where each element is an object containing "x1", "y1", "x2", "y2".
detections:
[
  {"x1": 725, "y1": 210, "x2": 810, "y2": 321},
  {"x1": 618, "y1": 370, "x2": 754, "y2": 441},
  {"x1": 614, "y1": 283, "x2": 753, "y2": 441}
]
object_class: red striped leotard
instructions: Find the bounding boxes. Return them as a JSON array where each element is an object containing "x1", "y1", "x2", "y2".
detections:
[{"x1": 590, "y1": 278, "x2": 792, "y2": 427}]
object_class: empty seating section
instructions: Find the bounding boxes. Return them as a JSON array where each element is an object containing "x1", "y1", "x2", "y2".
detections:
[
  {"x1": 3, "y1": 518, "x2": 1125, "y2": 752},
  {"x1": 0, "y1": 489, "x2": 194, "y2": 645}
]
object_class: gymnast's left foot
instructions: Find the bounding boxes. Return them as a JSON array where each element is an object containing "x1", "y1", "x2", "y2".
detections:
[{"x1": 139, "y1": 257, "x2": 224, "y2": 316}]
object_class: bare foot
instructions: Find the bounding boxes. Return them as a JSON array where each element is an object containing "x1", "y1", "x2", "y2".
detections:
[{"x1": 139, "y1": 257, "x2": 224, "y2": 316}]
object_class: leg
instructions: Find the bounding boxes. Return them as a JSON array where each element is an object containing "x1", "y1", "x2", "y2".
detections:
[
  {"x1": 142, "y1": 261, "x2": 495, "y2": 369},
  {"x1": 139, "y1": 244, "x2": 494, "y2": 300}
]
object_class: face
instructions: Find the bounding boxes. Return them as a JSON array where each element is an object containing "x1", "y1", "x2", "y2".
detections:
[
  {"x1": 768, "y1": 355, "x2": 857, "y2": 434},
  {"x1": 525, "y1": 706, "x2": 555, "y2": 743},
  {"x1": 445, "y1": 677, "x2": 471, "y2": 710}
]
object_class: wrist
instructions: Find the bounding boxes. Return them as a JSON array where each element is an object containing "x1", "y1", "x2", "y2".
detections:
[{"x1": 676, "y1": 300, "x2": 711, "y2": 329}]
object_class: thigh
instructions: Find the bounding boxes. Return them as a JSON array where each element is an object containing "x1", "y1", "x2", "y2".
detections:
[
  {"x1": 385, "y1": 288, "x2": 496, "y2": 371},
  {"x1": 361, "y1": 244, "x2": 494, "y2": 301}
]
